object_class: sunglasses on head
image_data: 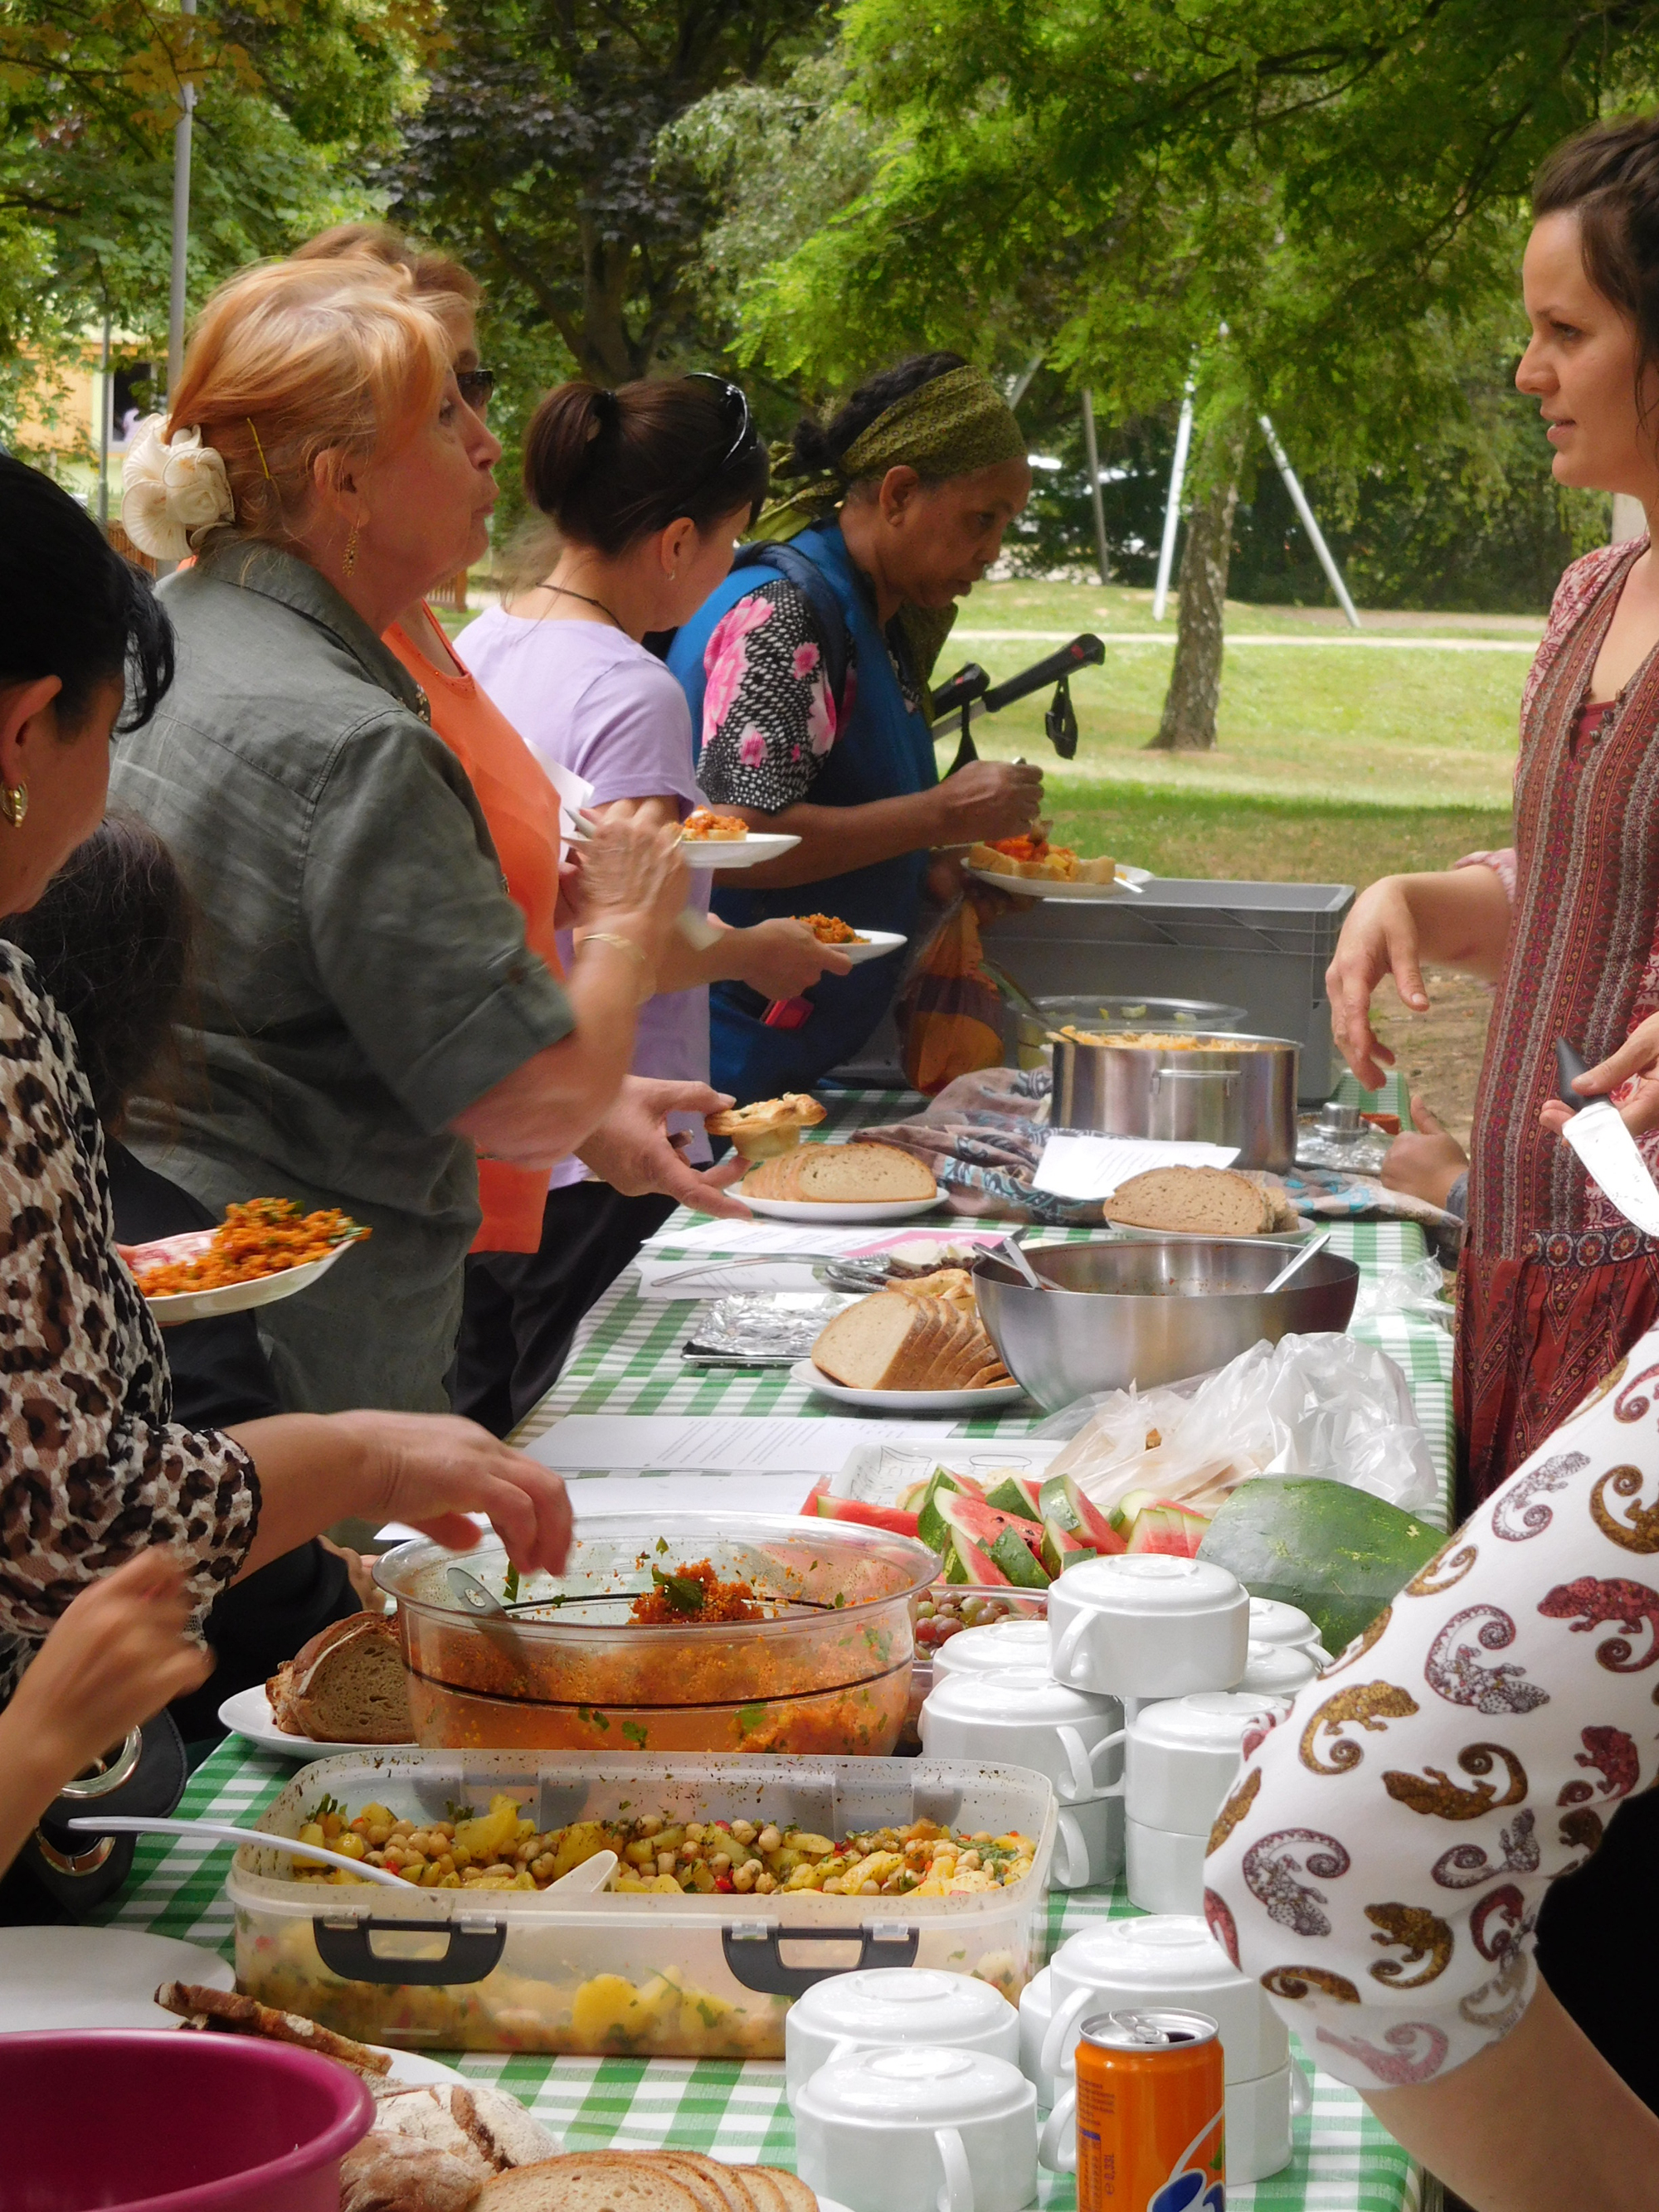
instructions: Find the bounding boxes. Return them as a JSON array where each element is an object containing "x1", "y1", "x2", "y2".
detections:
[
  {"x1": 456, "y1": 367, "x2": 496, "y2": 414},
  {"x1": 685, "y1": 370, "x2": 757, "y2": 469}
]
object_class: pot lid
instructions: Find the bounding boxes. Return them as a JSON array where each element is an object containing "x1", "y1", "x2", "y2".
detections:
[
  {"x1": 791, "y1": 1966, "x2": 1012, "y2": 2044},
  {"x1": 1238, "y1": 1641, "x2": 1320, "y2": 1697},
  {"x1": 933, "y1": 1618, "x2": 1053, "y2": 1676},
  {"x1": 800, "y1": 2041, "x2": 1032, "y2": 2124},
  {"x1": 1052, "y1": 1913, "x2": 1241, "y2": 1991},
  {"x1": 1054, "y1": 1553, "x2": 1243, "y2": 1616},
  {"x1": 1131, "y1": 1690, "x2": 1288, "y2": 1751},
  {"x1": 924, "y1": 1664, "x2": 1118, "y2": 1725},
  {"x1": 1247, "y1": 1597, "x2": 1317, "y2": 1648}
]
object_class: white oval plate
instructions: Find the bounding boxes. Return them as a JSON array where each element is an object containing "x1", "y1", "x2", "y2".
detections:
[
  {"x1": 818, "y1": 927, "x2": 907, "y2": 966},
  {"x1": 792, "y1": 1359, "x2": 1024, "y2": 1413},
  {"x1": 379, "y1": 2047, "x2": 469, "y2": 2084},
  {"x1": 741, "y1": 1192, "x2": 942, "y2": 1225},
  {"x1": 679, "y1": 832, "x2": 800, "y2": 868},
  {"x1": 0, "y1": 1926, "x2": 234, "y2": 2034},
  {"x1": 132, "y1": 1234, "x2": 359, "y2": 1325},
  {"x1": 218, "y1": 1685, "x2": 415, "y2": 1762},
  {"x1": 967, "y1": 863, "x2": 1152, "y2": 901}
]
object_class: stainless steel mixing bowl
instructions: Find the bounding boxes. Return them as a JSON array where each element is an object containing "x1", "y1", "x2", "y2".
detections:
[{"x1": 973, "y1": 1240, "x2": 1360, "y2": 1410}]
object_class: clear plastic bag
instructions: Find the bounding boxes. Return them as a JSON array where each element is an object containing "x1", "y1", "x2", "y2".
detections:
[
  {"x1": 1034, "y1": 1331, "x2": 1440, "y2": 1519},
  {"x1": 1349, "y1": 1253, "x2": 1454, "y2": 1328}
]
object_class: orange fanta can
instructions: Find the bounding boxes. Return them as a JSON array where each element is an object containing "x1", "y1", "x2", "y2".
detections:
[{"x1": 1075, "y1": 2007, "x2": 1226, "y2": 2211}]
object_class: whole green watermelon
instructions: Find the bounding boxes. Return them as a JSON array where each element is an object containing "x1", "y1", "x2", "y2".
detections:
[{"x1": 1196, "y1": 1477, "x2": 1446, "y2": 1654}]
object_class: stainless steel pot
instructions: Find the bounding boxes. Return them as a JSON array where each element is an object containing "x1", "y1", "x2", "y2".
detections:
[
  {"x1": 1004, "y1": 992, "x2": 1251, "y2": 1073},
  {"x1": 1050, "y1": 1031, "x2": 1299, "y2": 1173},
  {"x1": 974, "y1": 1240, "x2": 1360, "y2": 1411}
]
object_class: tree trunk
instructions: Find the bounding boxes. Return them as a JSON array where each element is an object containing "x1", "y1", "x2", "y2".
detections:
[{"x1": 1151, "y1": 417, "x2": 1248, "y2": 752}]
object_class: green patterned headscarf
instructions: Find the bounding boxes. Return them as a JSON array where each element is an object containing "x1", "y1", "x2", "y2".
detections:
[{"x1": 750, "y1": 363, "x2": 1025, "y2": 700}]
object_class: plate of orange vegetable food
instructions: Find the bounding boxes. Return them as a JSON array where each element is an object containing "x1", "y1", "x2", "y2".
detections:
[
  {"x1": 967, "y1": 834, "x2": 1150, "y2": 899},
  {"x1": 678, "y1": 808, "x2": 800, "y2": 868},
  {"x1": 791, "y1": 914, "x2": 907, "y2": 965},
  {"x1": 121, "y1": 1198, "x2": 370, "y2": 1324}
]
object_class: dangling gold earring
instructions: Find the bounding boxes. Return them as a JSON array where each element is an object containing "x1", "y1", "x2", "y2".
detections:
[
  {"x1": 1, "y1": 783, "x2": 27, "y2": 829},
  {"x1": 343, "y1": 520, "x2": 360, "y2": 579}
]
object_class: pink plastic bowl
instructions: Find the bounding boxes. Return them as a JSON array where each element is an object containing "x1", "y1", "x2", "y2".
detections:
[{"x1": 0, "y1": 2029, "x2": 375, "y2": 2212}]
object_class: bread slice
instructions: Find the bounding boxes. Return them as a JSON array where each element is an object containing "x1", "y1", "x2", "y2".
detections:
[
  {"x1": 638, "y1": 2156, "x2": 757, "y2": 2211},
  {"x1": 753, "y1": 2176, "x2": 816, "y2": 2212},
  {"x1": 480, "y1": 2160, "x2": 700, "y2": 2211},
  {"x1": 812, "y1": 1291, "x2": 925, "y2": 1388},
  {"x1": 1073, "y1": 854, "x2": 1116, "y2": 883},
  {"x1": 154, "y1": 1981, "x2": 392, "y2": 2073},
  {"x1": 266, "y1": 1611, "x2": 411, "y2": 1744},
  {"x1": 795, "y1": 1144, "x2": 936, "y2": 1202},
  {"x1": 1103, "y1": 1166, "x2": 1274, "y2": 1237}
]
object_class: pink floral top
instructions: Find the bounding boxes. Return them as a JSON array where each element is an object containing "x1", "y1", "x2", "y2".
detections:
[{"x1": 1205, "y1": 1327, "x2": 1659, "y2": 2088}]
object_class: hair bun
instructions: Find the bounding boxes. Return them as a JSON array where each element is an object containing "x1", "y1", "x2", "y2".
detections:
[{"x1": 790, "y1": 416, "x2": 836, "y2": 474}]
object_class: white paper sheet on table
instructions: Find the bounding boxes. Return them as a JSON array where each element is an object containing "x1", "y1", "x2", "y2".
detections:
[
  {"x1": 1034, "y1": 1131, "x2": 1240, "y2": 1201},
  {"x1": 523, "y1": 1412, "x2": 961, "y2": 1475}
]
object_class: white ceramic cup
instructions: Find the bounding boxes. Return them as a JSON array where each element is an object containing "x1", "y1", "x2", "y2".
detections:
[
  {"x1": 784, "y1": 1967, "x2": 1019, "y2": 2112},
  {"x1": 1017, "y1": 1966, "x2": 1058, "y2": 2106},
  {"x1": 932, "y1": 1617, "x2": 1054, "y2": 1679},
  {"x1": 1124, "y1": 1816, "x2": 1209, "y2": 1913},
  {"x1": 1038, "y1": 1914, "x2": 1287, "y2": 2093},
  {"x1": 1053, "y1": 1790, "x2": 1124, "y2": 1891},
  {"x1": 1048, "y1": 1555, "x2": 1249, "y2": 1699},
  {"x1": 1238, "y1": 1639, "x2": 1321, "y2": 1699},
  {"x1": 1042, "y1": 2056, "x2": 1311, "y2": 2181},
  {"x1": 795, "y1": 2043, "x2": 1038, "y2": 2212},
  {"x1": 1246, "y1": 1596, "x2": 1321, "y2": 1649},
  {"x1": 1125, "y1": 1691, "x2": 1289, "y2": 1837},
  {"x1": 920, "y1": 1667, "x2": 1125, "y2": 1804}
]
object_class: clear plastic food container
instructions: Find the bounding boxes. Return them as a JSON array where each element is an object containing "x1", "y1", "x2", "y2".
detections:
[
  {"x1": 228, "y1": 1752, "x2": 1056, "y2": 2059},
  {"x1": 376, "y1": 1515, "x2": 937, "y2": 1757}
]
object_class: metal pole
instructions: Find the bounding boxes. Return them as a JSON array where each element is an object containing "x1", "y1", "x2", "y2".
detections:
[
  {"x1": 1080, "y1": 387, "x2": 1109, "y2": 586},
  {"x1": 97, "y1": 313, "x2": 111, "y2": 525},
  {"x1": 1010, "y1": 348, "x2": 1044, "y2": 410},
  {"x1": 167, "y1": 0, "x2": 197, "y2": 403},
  {"x1": 1258, "y1": 413, "x2": 1360, "y2": 629},
  {"x1": 1152, "y1": 381, "x2": 1194, "y2": 621}
]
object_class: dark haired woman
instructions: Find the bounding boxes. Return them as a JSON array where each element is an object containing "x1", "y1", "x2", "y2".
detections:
[
  {"x1": 1327, "y1": 114, "x2": 1659, "y2": 1515},
  {"x1": 458, "y1": 376, "x2": 849, "y2": 1430},
  {"x1": 0, "y1": 457, "x2": 570, "y2": 1791},
  {"x1": 666, "y1": 353, "x2": 1044, "y2": 1101}
]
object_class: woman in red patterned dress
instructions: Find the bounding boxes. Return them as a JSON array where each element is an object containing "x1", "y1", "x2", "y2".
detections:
[{"x1": 1329, "y1": 116, "x2": 1659, "y2": 1515}]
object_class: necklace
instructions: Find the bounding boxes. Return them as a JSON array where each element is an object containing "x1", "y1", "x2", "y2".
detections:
[{"x1": 542, "y1": 579, "x2": 624, "y2": 630}]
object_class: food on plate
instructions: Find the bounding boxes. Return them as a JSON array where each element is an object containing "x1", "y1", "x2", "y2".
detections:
[
  {"x1": 791, "y1": 912, "x2": 867, "y2": 945},
  {"x1": 276, "y1": 1787, "x2": 1034, "y2": 1899},
  {"x1": 627, "y1": 1559, "x2": 765, "y2": 1626},
  {"x1": 742, "y1": 1141, "x2": 936, "y2": 1204},
  {"x1": 810, "y1": 1281, "x2": 1011, "y2": 1394},
  {"x1": 681, "y1": 808, "x2": 749, "y2": 841},
  {"x1": 968, "y1": 835, "x2": 1116, "y2": 884},
  {"x1": 1196, "y1": 1475, "x2": 1444, "y2": 1652},
  {"x1": 153, "y1": 1979, "x2": 392, "y2": 2073},
  {"x1": 479, "y1": 2156, "x2": 819, "y2": 2212},
  {"x1": 1102, "y1": 1165, "x2": 1282, "y2": 1237},
  {"x1": 265, "y1": 1611, "x2": 412, "y2": 1743},
  {"x1": 703, "y1": 1092, "x2": 826, "y2": 1160},
  {"x1": 125, "y1": 1195, "x2": 367, "y2": 1296},
  {"x1": 339, "y1": 2080, "x2": 562, "y2": 2212}
]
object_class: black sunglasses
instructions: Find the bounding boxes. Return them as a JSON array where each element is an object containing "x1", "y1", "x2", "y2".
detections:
[
  {"x1": 456, "y1": 367, "x2": 496, "y2": 414},
  {"x1": 685, "y1": 371, "x2": 756, "y2": 468}
]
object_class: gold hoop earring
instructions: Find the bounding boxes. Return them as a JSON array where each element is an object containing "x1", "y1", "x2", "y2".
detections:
[
  {"x1": 1, "y1": 783, "x2": 27, "y2": 829},
  {"x1": 343, "y1": 521, "x2": 360, "y2": 579}
]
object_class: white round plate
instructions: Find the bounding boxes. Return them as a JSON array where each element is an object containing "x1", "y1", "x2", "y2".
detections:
[
  {"x1": 679, "y1": 832, "x2": 800, "y2": 868},
  {"x1": 134, "y1": 1235, "x2": 358, "y2": 1325},
  {"x1": 792, "y1": 1359, "x2": 1024, "y2": 1413},
  {"x1": 741, "y1": 1192, "x2": 942, "y2": 1225},
  {"x1": 379, "y1": 2048, "x2": 469, "y2": 2084},
  {"x1": 822, "y1": 928, "x2": 907, "y2": 966},
  {"x1": 0, "y1": 1926, "x2": 234, "y2": 2034},
  {"x1": 967, "y1": 863, "x2": 1152, "y2": 902},
  {"x1": 218, "y1": 1685, "x2": 415, "y2": 1761}
]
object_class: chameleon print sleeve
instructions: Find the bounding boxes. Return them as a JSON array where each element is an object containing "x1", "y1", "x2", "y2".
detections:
[
  {"x1": 0, "y1": 948, "x2": 258, "y2": 1707},
  {"x1": 1204, "y1": 1331, "x2": 1659, "y2": 2089}
]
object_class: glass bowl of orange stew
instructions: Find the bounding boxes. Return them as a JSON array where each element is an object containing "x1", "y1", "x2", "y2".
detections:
[{"x1": 375, "y1": 1514, "x2": 939, "y2": 1757}]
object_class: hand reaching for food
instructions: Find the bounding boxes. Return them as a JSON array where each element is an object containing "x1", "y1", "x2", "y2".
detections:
[{"x1": 1381, "y1": 1099, "x2": 1469, "y2": 1208}]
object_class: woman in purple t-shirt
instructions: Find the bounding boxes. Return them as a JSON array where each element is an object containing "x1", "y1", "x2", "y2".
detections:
[{"x1": 458, "y1": 377, "x2": 849, "y2": 1430}]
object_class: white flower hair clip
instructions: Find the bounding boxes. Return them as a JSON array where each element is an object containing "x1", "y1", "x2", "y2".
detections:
[{"x1": 121, "y1": 416, "x2": 236, "y2": 562}]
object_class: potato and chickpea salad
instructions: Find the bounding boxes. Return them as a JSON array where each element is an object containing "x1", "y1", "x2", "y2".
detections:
[{"x1": 290, "y1": 1793, "x2": 1036, "y2": 1898}]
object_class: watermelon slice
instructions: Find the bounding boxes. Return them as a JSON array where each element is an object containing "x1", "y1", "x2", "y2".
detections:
[
  {"x1": 934, "y1": 1492, "x2": 1051, "y2": 1588},
  {"x1": 939, "y1": 1529, "x2": 1012, "y2": 1585},
  {"x1": 982, "y1": 1471, "x2": 1046, "y2": 1521},
  {"x1": 1040, "y1": 1472, "x2": 1127, "y2": 1556},
  {"x1": 1197, "y1": 1477, "x2": 1443, "y2": 1652},
  {"x1": 1040, "y1": 1518, "x2": 1093, "y2": 1580},
  {"x1": 1108, "y1": 1486, "x2": 1158, "y2": 1539},
  {"x1": 1126, "y1": 1500, "x2": 1211, "y2": 1558},
  {"x1": 813, "y1": 1493, "x2": 922, "y2": 1539},
  {"x1": 915, "y1": 1466, "x2": 986, "y2": 1552}
]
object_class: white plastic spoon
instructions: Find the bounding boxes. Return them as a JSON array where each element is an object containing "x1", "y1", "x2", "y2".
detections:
[
  {"x1": 69, "y1": 1814, "x2": 407, "y2": 1889},
  {"x1": 1264, "y1": 1229, "x2": 1331, "y2": 1294}
]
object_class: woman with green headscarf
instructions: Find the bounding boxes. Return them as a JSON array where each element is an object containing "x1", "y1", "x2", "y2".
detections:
[{"x1": 666, "y1": 352, "x2": 1042, "y2": 1102}]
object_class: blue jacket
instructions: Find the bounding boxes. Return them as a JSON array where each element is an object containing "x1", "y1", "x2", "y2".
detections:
[{"x1": 667, "y1": 523, "x2": 937, "y2": 1101}]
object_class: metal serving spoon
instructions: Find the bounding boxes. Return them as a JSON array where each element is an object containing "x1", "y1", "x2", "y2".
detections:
[{"x1": 1263, "y1": 1229, "x2": 1332, "y2": 1294}]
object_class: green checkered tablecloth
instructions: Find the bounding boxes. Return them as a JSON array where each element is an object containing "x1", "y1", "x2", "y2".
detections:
[{"x1": 109, "y1": 1081, "x2": 1447, "y2": 2210}]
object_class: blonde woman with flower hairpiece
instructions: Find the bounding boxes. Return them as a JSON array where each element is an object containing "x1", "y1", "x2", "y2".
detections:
[{"x1": 109, "y1": 255, "x2": 745, "y2": 1423}]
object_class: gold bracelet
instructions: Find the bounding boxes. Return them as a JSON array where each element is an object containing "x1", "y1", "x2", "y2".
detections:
[{"x1": 576, "y1": 929, "x2": 654, "y2": 1004}]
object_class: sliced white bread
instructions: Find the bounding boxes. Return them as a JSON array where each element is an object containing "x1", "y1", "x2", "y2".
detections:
[
  {"x1": 796, "y1": 1144, "x2": 935, "y2": 1201},
  {"x1": 812, "y1": 1289, "x2": 1010, "y2": 1393},
  {"x1": 266, "y1": 1611, "x2": 411, "y2": 1743},
  {"x1": 1102, "y1": 1166, "x2": 1274, "y2": 1237},
  {"x1": 755, "y1": 2174, "x2": 817, "y2": 2212},
  {"x1": 479, "y1": 2157, "x2": 700, "y2": 2211}
]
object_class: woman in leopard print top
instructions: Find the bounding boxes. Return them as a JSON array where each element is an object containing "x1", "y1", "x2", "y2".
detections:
[{"x1": 0, "y1": 458, "x2": 575, "y2": 1732}]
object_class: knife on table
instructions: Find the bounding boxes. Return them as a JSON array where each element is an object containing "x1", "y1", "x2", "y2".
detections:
[{"x1": 1554, "y1": 1037, "x2": 1659, "y2": 1236}]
